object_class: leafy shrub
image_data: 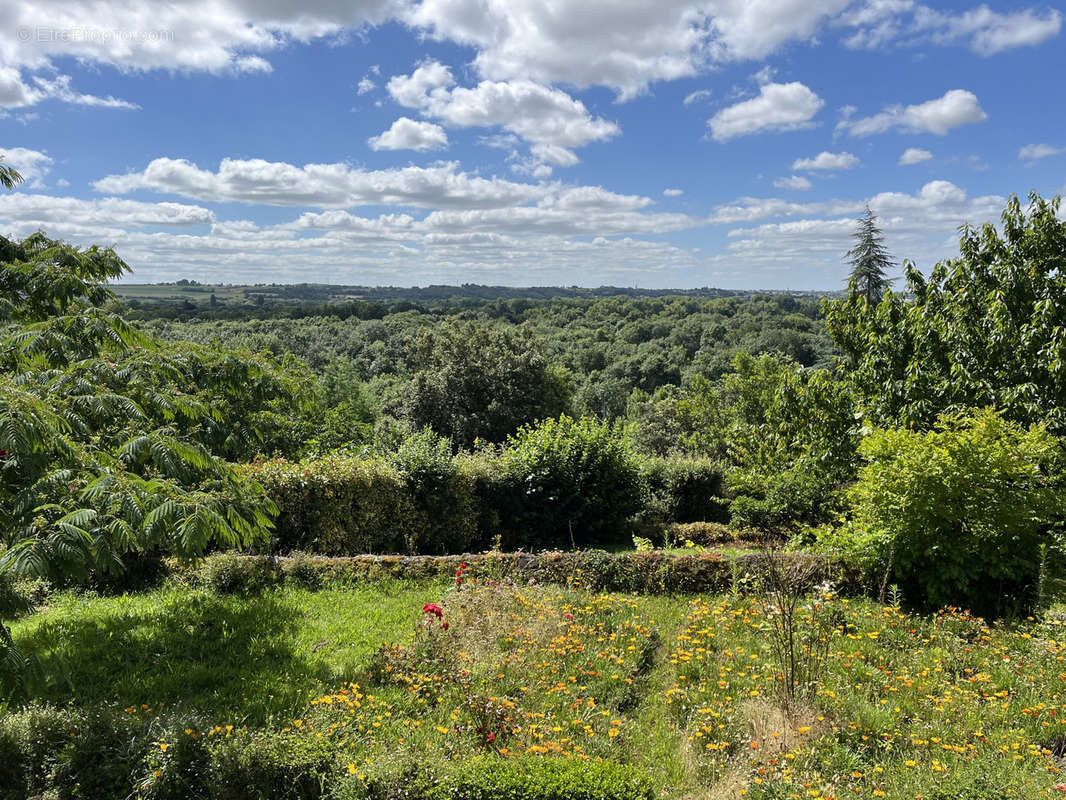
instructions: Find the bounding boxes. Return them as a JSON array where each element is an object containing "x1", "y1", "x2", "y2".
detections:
[
  {"x1": 833, "y1": 409, "x2": 1062, "y2": 616},
  {"x1": 437, "y1": 757, "x2": 654, "y2": 800},
  {"x1": 0, "y1": 703, "x2": 76, "y2": 800},
  {"x1": 200, "y1": 553, "x2": 280, "y2": 594},
  {"x1": 727, "y1": 461, "x2": 839, "y2": 534},
  {"x1": 0, "y1": 573, "x2": 46, "y2": 620},
  {"x1": 640, "y1": 457, "x2": 728, "y2": 524},
  {"x1": 668, "y1": 521, "x2": 761, "y2": 547},
  {"x1": 210, "y1": 730, "x2": 334, "y2": 800},
  {"x1": 280, "y1": 552, "x2": 325, "y2": 590},
  {"x1": 139, "y1": 726, "x2": 213, "y2": 800},
  {"x1": 499, "y1": 416, "x2": 644, "y2": 549},
  {"x1": 390, "y1": 429, "x2": 479, "y2": 554},
  {"x1": 54, "y1": 709, "x2": 145, "y2": 800}
]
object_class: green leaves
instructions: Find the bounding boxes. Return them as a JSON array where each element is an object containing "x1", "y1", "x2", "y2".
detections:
[
  {"x1": 840, "y1": 408, "x2": 1062, "y2": 615},
  {"x1": 0, "y1": 233, "x2": 279, "y2": 591},
  {"x1": 826, "y1": 193, "x2": 1066, "y2": 435}
]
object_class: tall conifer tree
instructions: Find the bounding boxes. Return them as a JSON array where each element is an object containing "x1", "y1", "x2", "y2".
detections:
[{"x1": 845, "y1": 205, "x2": 895, "y2": 304}]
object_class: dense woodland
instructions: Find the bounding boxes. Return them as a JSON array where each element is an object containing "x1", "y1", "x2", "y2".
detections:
[{"x1": 3, "y1": 183, "x2": 1066, "y2": 798}]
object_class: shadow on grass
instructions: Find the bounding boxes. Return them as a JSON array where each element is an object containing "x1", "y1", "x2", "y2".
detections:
[{"x1": 15, "y1": 591, "x2": 338, "y2": 724}]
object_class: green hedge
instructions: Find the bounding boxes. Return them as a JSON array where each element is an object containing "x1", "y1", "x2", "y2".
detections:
[
  {"x1": 641, "y1": 457, "x2": 728, "y2": 525},
  {"x1": 0, "y1": 703, "x2": 653, "y2": 800},
  {"x1": 180, "y1": 549, "x2": 849, "y2": 597},
  {"x1": 245, "y1": 429, "x2": 729, "y2": 557}
]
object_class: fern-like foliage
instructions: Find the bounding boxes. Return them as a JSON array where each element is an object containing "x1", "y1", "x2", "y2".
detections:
[{"x1": 0, "y1": 232, "x2": 289, "y2": 585}]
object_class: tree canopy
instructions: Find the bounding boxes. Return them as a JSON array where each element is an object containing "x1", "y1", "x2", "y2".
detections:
[
  {"x1": 826, "y1": 193, "x2": 1066, "y2": 434},
  {"x1": 0, "y1": 233, "x2": 302, "y2": 583}
]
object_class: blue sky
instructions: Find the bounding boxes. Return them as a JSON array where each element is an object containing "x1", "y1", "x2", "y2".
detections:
[{"x1": 0, "y1": 0, "x2": 1064, "y2": 289}]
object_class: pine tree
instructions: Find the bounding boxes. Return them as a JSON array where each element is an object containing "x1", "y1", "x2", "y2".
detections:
[{"x1": 845, "y1": 205, "x2": 895, "y2": 304}]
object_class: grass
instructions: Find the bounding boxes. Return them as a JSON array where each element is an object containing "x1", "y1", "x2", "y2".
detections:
[
  {"x1": 7, "y1": 575, "x2": 1066, "y2": 798},
  {"x1": 9, "y1": 577, "x2": 446, "y2": 724}
]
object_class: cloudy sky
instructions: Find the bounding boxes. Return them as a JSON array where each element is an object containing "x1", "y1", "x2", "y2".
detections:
[{"x1": 0, "y1": 0, "x2": 1064, "y2": 288}]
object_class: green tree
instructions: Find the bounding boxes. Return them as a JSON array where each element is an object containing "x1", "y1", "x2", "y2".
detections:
[
  {"x1": 825, "y1": 193, "x2": 1066, "y2": 434},
  {"x1": 0, "y1": 156, "x2": 22, "y2": 190},
  {"x1": 0, "y1": 233, "x2": 280, "y2": 588},
  {"x1": 845, "y1": 205, "x2": 895, "y2": 304},
  {"x1": 403, "y1": 321, "x2": 571, "y2": 449}
]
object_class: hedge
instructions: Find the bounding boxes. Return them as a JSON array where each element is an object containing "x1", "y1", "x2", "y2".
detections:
[
  {"x1": 243, "y1": 450, "x2": 729, "y2": 557},
  {"x1": 182, "y1": 550, "x2": 850, "y2": 597},
  {"x1": 0, "y1": 703, "x2": 654, "y2": 800}
]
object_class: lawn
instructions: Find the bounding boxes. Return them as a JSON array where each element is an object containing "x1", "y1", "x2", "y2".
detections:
[{"x1": 6, "y1": 573, "x2": 1066, "y2": 799}]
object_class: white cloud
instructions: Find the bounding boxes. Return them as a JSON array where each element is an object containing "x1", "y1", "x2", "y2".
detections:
[
  {"x1": 663, "y1": 188, "x2": 684, "y2": 197},
  {"x1": 683, "y1": 89, "x2": 712, "y2": 105},
  {"x1": 0, "y1": 1, "x2": 403, "y2": 75},
  {"x1": 0, "y1": 68, "x2": 136, "y2": 109},
  {"x1": 357, "y1": 77, "x2": 376, "y2": 95},
  {"x1": 93, "y1": 157, "x2": 549, "y2": 209},
  {"x1": 386, "y1": 60, "x2": 618, "y2": 167},
  {"x1": 899, "y1": 147, "x2": 933, "y2": 165},
  {"x1": 836, "y1": 89, "x2": 987, "y2": 137},
  {"x1": 405, "y1": 0, "x2": 850, "y2": 99},
  {"x1": 792, "y1": 151, "x2": 860, "y2": 171},
  {"x1": 716, "y1": 180, "x2": 1007, "y2": 284},
  {"x1": 367, "y1": 117, "x2": 449, "y2": 152},
  {"x1": 917, "y1": 5, "x2": 1062, "y2": 55},
  {"x1": 708, "y1": 81, "x2": 824, "y2": 141},
  {"x1": 0, "y1": 145, "x2": 53, "y2": 186},
  {"x1": 773, "y1": 175, "x2": 812, "y2": 190},
  {"x1": 0, "y1": 193, "x2": 215, "y2": 228},
  {"x1": 841, "y1": 2, "x2": 1061, "y2": 55},
  {"x1": 1019, "y1": 143, "x2": 1066, "y2": 163}
]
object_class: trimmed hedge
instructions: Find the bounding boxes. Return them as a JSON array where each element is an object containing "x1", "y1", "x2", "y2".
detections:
[
  {"x1": 180, "y1": 549, "x2": 850, "y2": 597},
  {"x1": 0, "y1": 702, "x2": 653, "y2": 800},
  {"x1": 245, "y1": 448, "x2": 729, "y2": 557}
]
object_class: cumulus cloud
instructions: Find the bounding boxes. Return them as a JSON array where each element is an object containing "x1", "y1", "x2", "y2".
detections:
[
  {"x1": 792, "y1": 151, "x2": 860, "y2": 171},
  {"x1": 387, "y1": 61, "x2": 618, "y2": 165},
  {"x1": 367, "y1": 117, "x2": 449, "y2": 151},
  {"x1": 0, "y1": 145, "x2": 53, "y2": 186},
  {"x1": 708, "y1": 81, "x2": 824, "y2": 142},
  {"x1": 899, "y1": 147, "x2": 933, "y2": 165},
  {"x1": 683, "y1": 89, "x2": 712, "y2": 105},
  {"x1": 1019, "y1": 143, "x2": 1066, "y2": 163},
  {"x1": 93, "y1": 157, "x2": 549, "y2": 209},
  {"x1": 0, "y1": 0, "x2": 403, "y2": 75},
  {"x1": 663, "y1": 188, "x2": 684, "y2": 197},
  {"x1": 405, "y1": 0, "x2": 850, "y2": 99},
  {"x1": 773, "y1": 175, "x2": 812, "y2": 190},
  {"x1": 836, "y1": 89, "x2": 987, "y2": 137}
]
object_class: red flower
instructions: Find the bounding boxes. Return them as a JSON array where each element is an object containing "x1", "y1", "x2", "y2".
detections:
[
  {"x1": 422, "y1": 603, "x2": 443, "y2": 619},
  {"x1": 486, "y1": 732, "x2": 495, "y2": 742},
  {"x1": 563, "y1": 613, "x2": 574, "y2": 621},
  {"x1": 442, "y1": 621, "x2": 449, "y2": 630}
]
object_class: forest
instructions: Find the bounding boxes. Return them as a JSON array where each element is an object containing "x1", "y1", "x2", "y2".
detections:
[{"x1": 2, "y1": 192, "x2": 1066, "y2": 799}]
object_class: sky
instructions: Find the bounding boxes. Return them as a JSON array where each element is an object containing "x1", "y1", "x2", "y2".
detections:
[{"x1": 0, "y1": 1, "x2": 1064, "y2": 289}]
